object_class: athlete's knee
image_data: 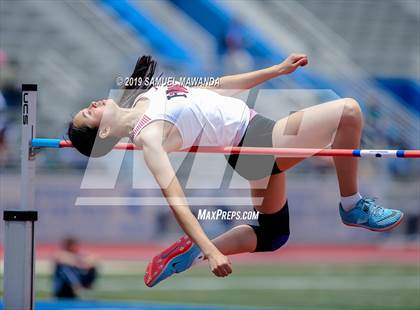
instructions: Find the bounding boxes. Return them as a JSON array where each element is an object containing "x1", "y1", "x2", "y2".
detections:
[
  {"x1": 341, "y1": 98, "x2": 363, "y2": 128},
  {"x1": 250, "y1": 201, "x2": 290, "y2": 252}
]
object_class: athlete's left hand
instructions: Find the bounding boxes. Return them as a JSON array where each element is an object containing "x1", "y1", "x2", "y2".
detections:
[
  {"x1": 207, "y1": 251, "x2": 232, "y2": 277},
  {"x1": 276, "y1": 53, "x2": 308, "y2": 75}
]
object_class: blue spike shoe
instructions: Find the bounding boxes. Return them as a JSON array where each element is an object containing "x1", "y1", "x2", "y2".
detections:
[{"x1": 339, "y1": 197, "x2": 403, "y2": 232}]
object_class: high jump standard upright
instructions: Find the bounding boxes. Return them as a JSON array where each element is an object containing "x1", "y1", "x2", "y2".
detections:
[{"x1": 3, "y1": 84, "x2": 38, "y2": 310}]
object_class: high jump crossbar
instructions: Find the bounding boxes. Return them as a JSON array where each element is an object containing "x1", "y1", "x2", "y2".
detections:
[{"x1": 31, "y1": 138, "x2": 420, "y2": 158}]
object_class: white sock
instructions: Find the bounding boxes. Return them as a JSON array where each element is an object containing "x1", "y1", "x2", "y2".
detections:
[
  {"x1": 340, "y1": 192, "x2": 362, "y2": 211},
  {"x1": 191, "y1": 251, "x2": 205, "y2": 266}
]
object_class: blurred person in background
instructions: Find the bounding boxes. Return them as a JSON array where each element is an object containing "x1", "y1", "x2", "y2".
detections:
[
  {"x1": 0, "y1": 50, "x2": 21, "y2": 111},
  {"x1": 52, "y1": 236, "x2": 98, "y2": 299},
  {"x1": 0, "y1": 91, "x2": 7, "y2": 164},
  {"x1": 364, "y1": 93, "x2": 384, "y2": 143},
  {"x1": 385, "y1": 126, "x2": 411, "y2": 178},
  {"x1": 0, "y1": 49, "x2": 21, "y2": 166},
  {"x1": 220, "y1": 19, "x2": 254, "y2": 74}
]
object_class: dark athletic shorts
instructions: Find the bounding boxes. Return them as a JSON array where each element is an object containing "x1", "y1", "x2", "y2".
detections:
[{"x1": 225, "y1": 114, "x2": 282, "y2": 180}]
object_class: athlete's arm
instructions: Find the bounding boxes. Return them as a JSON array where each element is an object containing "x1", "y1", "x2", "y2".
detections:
[
  {"x1": 138, "y1": 124, "x2": 232, "y2": 277},
  {"x1": 211, "y1": 53, "x2": 308, "y2": 96}
]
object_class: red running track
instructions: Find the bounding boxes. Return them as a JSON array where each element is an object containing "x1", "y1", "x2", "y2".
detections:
[{"x1": 1, "y1": 244, "x2": 418, "y2": 264}]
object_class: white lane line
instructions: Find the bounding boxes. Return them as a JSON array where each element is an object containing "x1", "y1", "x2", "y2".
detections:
[{"x1": 33, "y1": 276, "x2": 420, "y2": 291}]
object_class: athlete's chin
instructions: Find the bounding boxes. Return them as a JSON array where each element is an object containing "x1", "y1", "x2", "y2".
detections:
[{"x1": 105, "y1": 99, "x2": 116, "y2": 106}]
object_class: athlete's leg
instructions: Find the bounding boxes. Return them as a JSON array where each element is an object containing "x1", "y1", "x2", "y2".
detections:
[
  {"x1": 269, "y1": 98, "x2": 402, "y2": 231},
  {"x1": 211, "y1": 172, "x2": 287, "y2": 255},
  {"x1": 208, "y1": 225, "x2": 257, "y2": 255},
  {"x1": 330, "y1": 99, "x2": 362, "y2": 196},
  {"x1": 271, "y1": 98, "x2": 361, "y2": 196},
  {"x1": 209, "y1": 99, "x2": 362, "y2": 256},
  {"x1": 144, "y1": 173, "x2": 288, "y2": 287}
]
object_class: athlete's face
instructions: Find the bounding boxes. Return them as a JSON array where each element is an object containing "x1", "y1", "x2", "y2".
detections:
[{"x1": 73, "y1": 99, "x2": 115, "y2": 128}]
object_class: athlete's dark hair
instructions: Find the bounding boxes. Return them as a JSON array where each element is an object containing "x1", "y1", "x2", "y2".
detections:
[
  {"x1": 68, "y1": 55, "x2": 157, "y2": 158},
  {"x1": 67, "y1": 123, "x2": 120, "y2": 158},
  {"x1": 119, "y1": 55, "x2": 157, "y2": 107}
]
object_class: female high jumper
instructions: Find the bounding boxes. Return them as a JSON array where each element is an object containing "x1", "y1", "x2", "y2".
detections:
[{"x1": 68, "y1": 55, "x2": 403, "y2": 287}]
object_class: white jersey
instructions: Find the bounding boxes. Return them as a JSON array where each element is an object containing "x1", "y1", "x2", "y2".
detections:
[{"x1": 129, "y1": 85, "x2": 251, "y2": 149}]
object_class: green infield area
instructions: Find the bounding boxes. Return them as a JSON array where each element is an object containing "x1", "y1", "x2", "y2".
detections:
[{"x1": 2, "y1": 262, "x2": 419, "y2": 310}]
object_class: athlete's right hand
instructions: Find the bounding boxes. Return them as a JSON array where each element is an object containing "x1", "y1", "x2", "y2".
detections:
[
  {"x1": 277, "y1": 53, "x2": 308, "y2": 75},
  {"x1": 207, "y1": 251, "x2": 232, "y2": 277}
]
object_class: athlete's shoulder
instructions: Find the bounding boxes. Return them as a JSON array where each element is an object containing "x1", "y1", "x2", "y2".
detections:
[{"x1": 133, "y1": 120, "x2": 165, "y2": 146}]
